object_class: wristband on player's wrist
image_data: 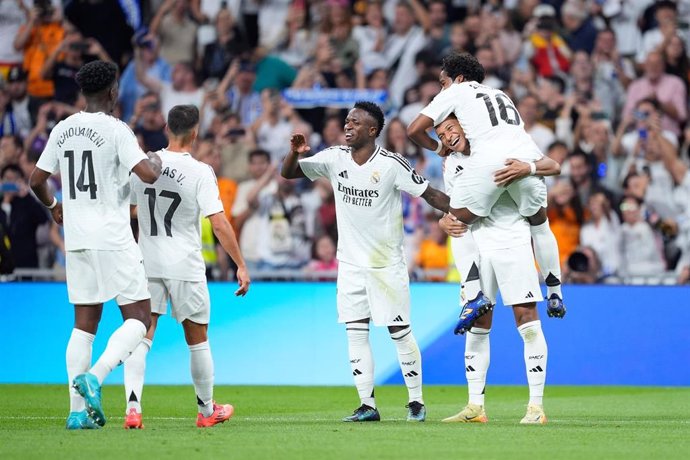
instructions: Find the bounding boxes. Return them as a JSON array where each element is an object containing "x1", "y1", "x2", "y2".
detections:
[
  {"x1": 46, "y1": 197, "x2": 58, "y2": 209},
  {"x1": 529, "y1": 162, "x2": 537, "y2": 176},
  {"x1": 433, "y1": 140, "x2": 443, "y2": 154}
]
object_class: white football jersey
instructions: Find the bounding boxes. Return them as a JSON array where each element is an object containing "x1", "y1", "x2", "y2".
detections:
[
  {"x1": 421, "y1": 82, "x2": 543, "y2": 165},
  {"x1": 444, "y1": 152, "x2": 530, "y2": 251},
  {"x1": 36, "y1": 112, "x2": 148, "y2": 251},
  {"x1": 131, "y1": 150, "x2": 224, "y2": 281},
  {"x1": 299, "y1": 145, "x2": 429, "y2": 268}
]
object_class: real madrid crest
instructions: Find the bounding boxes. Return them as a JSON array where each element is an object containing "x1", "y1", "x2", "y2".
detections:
[{"x1": 370, "y1": 171, "x2": 381, "y2": 184}]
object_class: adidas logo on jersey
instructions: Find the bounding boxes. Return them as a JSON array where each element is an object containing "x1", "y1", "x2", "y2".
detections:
[
  {"x1": 338, "y1": 170, "x2": 349, "y2": 179},
  {"x1": 525, "y1": 291, "x2": 535, "y2": 299},
  {"x1": 393, "y1": 315, "x2": 404, "y2": 322},
  {"x1": 455, "y1": 165, "x2": 463, "y2": 174}
]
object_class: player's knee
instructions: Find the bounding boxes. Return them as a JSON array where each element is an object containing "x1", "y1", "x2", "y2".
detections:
[
  {"x1": 182, "y1": 320, "x2": 208, "y2": 345},
  {"x1": 74, "y1": 319, "x2": 99, "y2": 335},
  {"x1": 526, "y1": 207, "x2": 547, "y2": 226},
  {"x1": 513, "y1": 303, "x2": 539, "y2": 326}
]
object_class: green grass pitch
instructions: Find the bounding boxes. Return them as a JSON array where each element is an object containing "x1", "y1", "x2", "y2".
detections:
[{"x1": 1, "y1": 385, "x2": 689, "y2": 459}]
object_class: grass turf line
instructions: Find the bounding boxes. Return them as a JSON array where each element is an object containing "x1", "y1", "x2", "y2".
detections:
[{"x1": 1, "y1": 385, "x2": 689, "y2": 460}]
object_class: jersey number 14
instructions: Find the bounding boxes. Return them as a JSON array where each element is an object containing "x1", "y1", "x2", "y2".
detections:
[
  {"x1": 64, "y1": 150, "x2": 97, "y2": 199},
  {"x1": 476, "y1": 93, "x2": 521, "y2": 127}
]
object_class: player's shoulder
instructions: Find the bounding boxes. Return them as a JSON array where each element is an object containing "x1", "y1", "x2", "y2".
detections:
[
  {"x1": 318, "y1": 145, "x2": 351, "y2": 157},
  {"x1": 376, "y1": 147, "x2": 414, "y2": 172}
]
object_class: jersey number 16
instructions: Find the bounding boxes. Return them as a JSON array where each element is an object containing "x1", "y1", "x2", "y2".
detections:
[{"x1": 476, "y1": 93, "x2": 521, "y2": 127}]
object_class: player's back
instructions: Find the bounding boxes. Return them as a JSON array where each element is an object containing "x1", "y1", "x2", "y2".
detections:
[
  {"x1": 37, "y1": 111, "x2": 147, "y2": 251},
  {"x1": 131, "y1": 150, "x2": 222, "y2": 281},
  {"x1": 427, "y1": 82, "x2": 542, "y2": 163}
]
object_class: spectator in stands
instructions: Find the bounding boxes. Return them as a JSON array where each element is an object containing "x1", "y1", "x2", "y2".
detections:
[
  {"x1": 352, "y1": 1, "x2": 388, "y2": 73},
  {"x1": 0, "y1": 135, "x2": 24, "y2": 169},
  {"x1": 201, "y1": 7, "x2": 250, "y2": 81},
  {"x1": 384, "y1": 1, "x2": 428, "y2": 108},
  {"x1": 316, "y1": 114, "x2": 345, "y2": 152},
  {"x1": 591, "y1": 28, "x2": 634, "y2": 125},
  {"x1": 14, "y1": 1, "x2": 64, "y2": 100},
  {"x1": 414, "y1": 213, "x2": 448, "y2": 281},
  {"x1": 275, "y1": 2, "x2": 317, "y2": 68},
  {"x1": 232, "y1": 149, "x2": 277, "y2": 270},
  {"x1": 322, "y1": 1, "x2": 359, "y2": 72},
  {"x1": 119, "y1": 31, "x2": 171, "y2": 121},
  {"x1": 636, "y1": 0, "x2": 686, "y2": 64},
  {"x1": 567, "y1": 150, "x2": 606, "y2": 208},
  {"x1": 0, "y1": 0, "x2": 29, "y2": 79},
  {"x1": 0, "y1": 164, "x2": 48, "y2": 268},
  {"x1": 151, "y1": 0, "x2": 198, "y2": 65},
  {"x1": 563, "y1": 246, "x2": 602, "y2": 284},
  {"x1": 623, "y1": 51, "x2": 687, "y2": 136},
  {"x1": 524, "y1": 4, "x2": 571, "y2": 78},
  {"x1": 519, "y1": 93, "x2": 555, "y2": 153},
  {"x1": 561, "y1": 0, "x2": 598, "y2": 54},
  {"x1": 216, "y1": 112, "x2": 252, "y2": 183},
  {"x1": 548, "y1": 179, "x2": 586, "y2": 266},
  {"x1": 423, "y1": 0, "x2": 451, "y2": 60},
  {"x1": 305, "y1": 234, "x2": 338, "y2": 274},
  {"x1": 619, "y1": 196, "x2": 666, "y2": 276},
  {"x1": 4, "y1": 67, "x2": 33, "y2": 139},
  {"x1": 136, "y1": 53, "x2": 204, "y2": 120},
  {"x1": 128, "y1": 92, "x2": 167, "y2": 152},
  {"x1": 198, "y1": 139, "x2": 237, "y2": 226},
  {"x1": 475, "y1": 45, "x2": 507, "y2": 89},
  {"x1": 251, "y1": 89, "x2": 294, "y2": 163},
  {"x1": 580, "y1": 192, "x2": 621, "y2": 277},
  {"x1": 537, "y1": 75, "x2": 567, "y2": 132},
  {"x1": 216, "y1": 58, "x2": 262, "y2": 126},
  {"x1": 661, "y1": 34, "x2": 690, "y2": 92}
]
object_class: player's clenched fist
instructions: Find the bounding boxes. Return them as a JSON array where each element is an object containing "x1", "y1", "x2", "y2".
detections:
[{"x1": 290, "y1": 133, "x2": 311, "y2": 155}]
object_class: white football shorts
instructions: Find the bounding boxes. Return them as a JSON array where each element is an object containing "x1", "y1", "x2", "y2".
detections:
[
  {"x1": 148, "y1": 278, "x2": 211, "y2": 324},
  {"x1": 336, "y1": 261, "x2": 411, "y2": 326},
  {"x1": 479, "y1": 243, "x2": 543, "y2": 306},
  {"x1": 450, "y1": 165, "x2": 547, "y2": 218},
  {"x1": 66, "y1": 242, "x2": 150, "y2": 305}
]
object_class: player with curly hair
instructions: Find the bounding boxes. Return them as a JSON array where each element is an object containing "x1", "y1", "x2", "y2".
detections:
[{"x1": 29, "y1": 60, "x2": 163, "y2": 430}]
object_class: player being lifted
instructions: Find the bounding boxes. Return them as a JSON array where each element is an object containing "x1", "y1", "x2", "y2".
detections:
[
  {"x1": 437, "y1": 115, "x2": 558, "y2": 424},
  {"x1": 282, "y1": 101, "x2": 450, "y2": 422},
  {"x1": 124, "y1": 105, "x2": 250, "y2": 429},
  {"x1": 29, "y1": 61, "x2": 163, "y2": 429},
  {"x1": 407, "y1": 52, "x2": 566, "y2": 334}
]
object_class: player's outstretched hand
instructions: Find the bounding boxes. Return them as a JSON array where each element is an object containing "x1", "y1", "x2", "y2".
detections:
[
  {"x1": 235, "y1": 266, "x2": 250, "y2": 297},
  {"x1": 439, "y1": 213, "x2": 468, "y2": 238},
  {"x1": 147, "y1": 150, "x2": 162, "y2": 168},
  {"x1": 494, "y1": 159, "x2": 530, "y2": 186},
  {"x1": 290, "y1": 133, "x2": 311, "y2": 155},
  {"x1": 51, "y1": 202, "x2": 63, "y2": 225}
]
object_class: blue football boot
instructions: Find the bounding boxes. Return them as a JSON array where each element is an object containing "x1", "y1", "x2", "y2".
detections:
[
  {"x1": 66, "y1": 410, "x2": 100, "y2": 430},
  {"x1": 406, "y1": 401, "x2": 426, "y2": 422},
  {"x1": 342, "y1": 404, "x2": 381, "y2": 422},
  {"x1": 72, "y1": 373, "x2": 106, "y2": 427},
  {"x1": 454, "y1": 292, "x2": 493, "y2": 335},
  {"x1": 546, "y1": 293, "x2": 566, "y2": 318}
]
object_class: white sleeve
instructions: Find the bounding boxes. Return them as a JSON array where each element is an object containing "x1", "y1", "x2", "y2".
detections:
[
  {"x1": 392, "y1": 153, "x2": 429, "y2": 197},
  {"x1": 420, "y1": 87, "x2": 458, "y2": 127},
  {"x1": 35, "y1": 130, "x2": 60, "y2": 174},
  {"x1": 129, "y1": 175, "x2": 139, "y2": 206},
  {"x1": 232, "y1": 183, "x2": 249, "y2": 217},
  {"x1": 298, "y1": 148, "x2": 334, "y2": 181},
  {"x1": 197, "y1": 165, "x2": 225, "y2": 217},
  {"x1": 115, "y1": 122, "x2": 148, "y2": 171}
]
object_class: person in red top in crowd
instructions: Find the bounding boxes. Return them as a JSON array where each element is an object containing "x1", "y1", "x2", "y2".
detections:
[{"x1": 524, "y1": 4, "x2": 571, "y2": 78}]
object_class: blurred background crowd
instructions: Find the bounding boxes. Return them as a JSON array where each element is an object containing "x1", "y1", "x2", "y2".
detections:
[{"x1": 1, "y1": 0, "x2": 689, "y2": 284}]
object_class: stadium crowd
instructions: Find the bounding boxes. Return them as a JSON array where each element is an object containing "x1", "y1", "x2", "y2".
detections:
[{"x1": 0, "y1": 0, "x2": 689, "y2": 284}]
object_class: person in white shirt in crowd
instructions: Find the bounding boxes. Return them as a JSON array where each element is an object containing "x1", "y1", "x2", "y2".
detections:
[
  {"x1": 619, "y1": 195, "x2": 666, "y2": 277},
  {"x1": 636, "y1": 0, "x2": 688, "y2": 65},
  {"x1": 352, "y1": 2, "x2": 388, "y2": 74},
  {"x1": 518, "y1": 93, "x2": 555, "y2": 154},
  {"x1": 591, "y1": 28, "x2": 634, "y2": 124},
  {"x1": 251, "y1": 88, "x2": 293, "y2": 164},
  {"x1": 580, "y1": 192, "x2": 621, "y2": 277},
  {"x1": 150, "y1": 0, "x2": 199, "y2": 65}
]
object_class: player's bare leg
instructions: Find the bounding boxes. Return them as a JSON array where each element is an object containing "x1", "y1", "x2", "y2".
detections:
[
  {"x1": 388, "y1": 324, "x2": 425, "y2": 421},
  {"x1": 525, "y1": 208, "x2": 566, "y2": 318},
  {"x1": 65, "y1": 305, "x2": 103, "y2": 429},
  {"x1": 343, "y1": 319, "x2": 380, "y2": 422},
  {"x1": 443, "y1": 311, "x2": 492, "y2": 423},
  {"x1": 181, "y1": 319, "x2": 233, "y2": 427},
  {"x1": 123, "y1": 314, "x2": 159, "y2": 429},
  {"x1": 72, "y1": 300, "x2": 151, "y2": 427},
  {"x1": 513, "y1": 303, "x2": 548, "y2": 424}
]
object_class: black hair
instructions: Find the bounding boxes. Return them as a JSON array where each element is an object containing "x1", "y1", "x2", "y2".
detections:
[
  {"x1": 636, "y1": 97, "x2": 661, "y2": 112},
  {"x1": 547, "y1": 140, "x2": 568, "y2": 152},
  {"x1": 3, "y1": 134, "x2": 23, "y2": 151},
  {"x1": 248, "y1": 149, "x2": 270, "y2": 162},
  {"x1": 167, "y1": 105, "x2": 199, "y2": 136},
  {"x1": 75, "y1": 60, "x2": 118, "y2": 95},
  {"x1": 545, "y1": 75, "x2": 566, "y2": 93},
  {"x1": 568, "y1": 149, "x2": 590, "y2": 164},
  {"x1": 353, "y1": 101, "x2": 385, "y2": 137},
  {"x1": 441, "y1": 52, "x2": 485, "y2": 83},
  {"x1": 0, "y1": 164, "x2": 24, "y2": 179},
  {"x1": 622, "y1": 172, "x2": 641, "y2": 190},
  {"x1": 655, "y1": 0, "x2": 677, "y2": 12}
]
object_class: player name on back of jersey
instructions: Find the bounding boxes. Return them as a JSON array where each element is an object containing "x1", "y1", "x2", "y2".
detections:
[
  {"x1": 161, "y1": 166, "x2": 186, "y2": 185},
  {"x1": 336, "y1": 181, "x2": 380, "y2": 207},
  {"x1": 55, "y1": 126, "x2": 106, "y2": 149}
]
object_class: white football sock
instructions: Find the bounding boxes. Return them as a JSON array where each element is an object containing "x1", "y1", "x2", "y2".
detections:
[
  {"x1": 124, "y1": 338, "x2": 152, "y2": 413},
  {"x1": 90, "y1": 319, "x2": 146, "y2": 385},
  {"x1": 390, "y1": 327, "x2": 423, "y2": 404},
  {"x1": 189, "y1": 341, "x2": 214, "y2": 417},
  {"x1": 451, "y1": 232, "x2": 482, "y2": 302},
  {"x1": 530, "y1": 220, "x2": 563, "y2": 298},
  {"x1": 66, "y1": 328, "x2": 94, "y2": 412},
  {"x1": 346, "y1": 324, "x2": 376, "y2": 408},
  {"x1": 465, "y1": 327, "x2": 490, "y2": 406},
  {"x1": 518, "y1": 320, "x2": 548, "y2": 406}
]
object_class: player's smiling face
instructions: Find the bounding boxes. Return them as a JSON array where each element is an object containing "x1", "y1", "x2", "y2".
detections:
[
  {"x1": 344, "y1": 108, "x2": 376, "y2": 148},
  {"x1": 435, "y1": 117, "x2": 469, "y2": 156}
]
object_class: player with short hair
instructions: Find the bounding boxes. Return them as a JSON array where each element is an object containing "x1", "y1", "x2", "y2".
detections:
[
  {"x1": 29, "y1": 60, "x2": 163, "y2": 429},
  {"x1": 407, "y1": 52, "x2": 566, "y2": 334},
  {"x1": 124, "y1": 104, "x2": 250, "y2": 429},
  {"x1": 281, "y1": 101, "x2": 450, "y2": 422},
  {"x1": 436, "y1": 116, "x2": 556, "y2": 424}
]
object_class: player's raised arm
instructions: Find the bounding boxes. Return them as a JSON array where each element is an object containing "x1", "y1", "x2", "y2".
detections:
[
  {"x1": 131, "y1": 151, "x2": 163, "y2": 184},
  {"x1": 281, "y1": 133, "x2": 310, "y2": 179},
  {"x1": 493, "y1": 157, "x2": 561, "y2": 187},
  {"x1": 407, "y1": 114, "x2": 443, "y2": 153},
  {"x1": 208, "y1": 211, "x2": 250, "y2": 296}
]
